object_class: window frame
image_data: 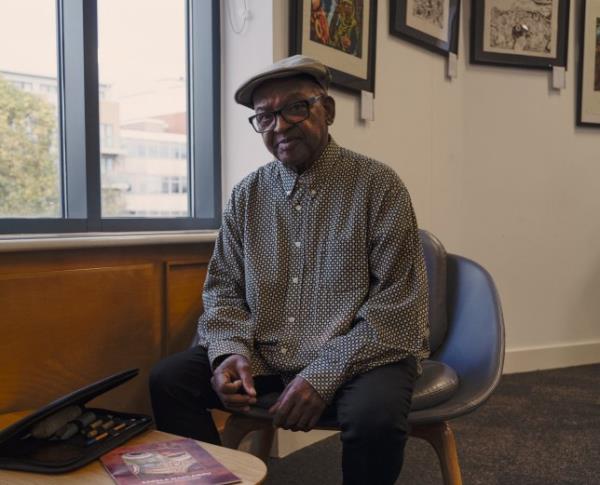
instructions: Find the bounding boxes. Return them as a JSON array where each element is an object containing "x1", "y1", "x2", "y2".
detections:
[{"x1": 0, "y1": 0, "x2": 221, "y2": 234}]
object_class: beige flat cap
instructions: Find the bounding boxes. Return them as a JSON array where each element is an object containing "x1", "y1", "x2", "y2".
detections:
[{"x1": 234, "y1": 55, "x2": 332, "y2": 108}]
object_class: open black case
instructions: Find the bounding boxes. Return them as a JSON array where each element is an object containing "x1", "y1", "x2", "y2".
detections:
[{"x1": 0, "y1": 368, "x2": 152, "y2": 473}]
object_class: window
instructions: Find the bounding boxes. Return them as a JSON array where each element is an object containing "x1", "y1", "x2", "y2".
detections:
[
  {"x1": 19, "y1": 82, "x2": 34, "y2": 92},
  {"x1": 99, "y1": 123, "x2": 114, "y2": 149},
  {"x1": 40, "y1": 83, "x2": 58, "y2": 95},
  {"x1": 100, "y1": 155, "x2": 114, "y2": 173},
  {"x1": 138, "y1": 143, "x2": 147, "y2": 158},
  {"x1": 0, "y1": 0, "x2": 221, "y2": 233},
  {"x1": 0, "y1": 0, "x2": 61, "y2": 218},
  {"x1": 160, "y1": 176, "x2": 187, "y2": 195}
]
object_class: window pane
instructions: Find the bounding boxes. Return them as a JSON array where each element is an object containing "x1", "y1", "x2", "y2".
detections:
[
  {"x1": 98, "y1": 0, "x2": 189, "y2": 218},
  {"x1": 0, "y1": 0, "x2": 61, "y2": 218}
]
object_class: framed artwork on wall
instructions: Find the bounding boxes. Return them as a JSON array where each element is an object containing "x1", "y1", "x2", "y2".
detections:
[
  {"x1": 470, "y1": 0, "x2": 570, "y2": 69},
  {"x1": 289, "y1": 0, "x2": 378, "y2": 93},
  {"x1": 389, "y1": 0, "x2": 461, "y2": 56},
  {"x1": 577, "y1": 0, "x2": 600, "y2": 127}
]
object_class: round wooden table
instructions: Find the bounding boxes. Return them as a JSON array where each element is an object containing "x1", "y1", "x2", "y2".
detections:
[{"x1": 0, "y1": 428, "x2": 267, "y2": 485}]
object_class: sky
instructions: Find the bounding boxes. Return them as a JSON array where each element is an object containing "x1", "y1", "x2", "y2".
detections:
[
  {"x1": 0, "y1": 0, "x2": 57, "y2": 77},
  {"x1": 0, "y1": 0, "x2": 186, "y2": 97}
]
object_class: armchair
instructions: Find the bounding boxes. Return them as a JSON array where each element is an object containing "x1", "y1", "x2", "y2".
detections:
[{"x1": 211, "y1": 230, "x2": 505, "y2": 485}]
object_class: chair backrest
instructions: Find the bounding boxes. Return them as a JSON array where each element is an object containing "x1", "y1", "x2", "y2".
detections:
[{"x1": 418, "y1": 229, "x2": 448, "y2": 354}]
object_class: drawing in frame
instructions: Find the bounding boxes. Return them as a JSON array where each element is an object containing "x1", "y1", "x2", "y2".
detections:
[
  {"x1": 389, "y1": 0, "x2": 461, "y2": 56},
  {"x1": 471, "y1": 0, "x2": 570, "y2": 69},
  {"x1": 577, "y1": 0, "x2": 600, "y2": 127},
  {"x1": 289, "y1": 0, "x2": 378, "y2": 93}
]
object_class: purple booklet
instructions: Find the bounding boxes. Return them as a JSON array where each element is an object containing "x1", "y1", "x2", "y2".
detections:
[{"x1": 100, "y1": 438, "x2": 241, "y2": 485}]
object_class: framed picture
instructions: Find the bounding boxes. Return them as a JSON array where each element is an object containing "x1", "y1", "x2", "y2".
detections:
[
  {"x1": 471, "y1": 0, "x2": 570, "y2": 69},
  {"x1": 577, "y1": 0, "x2": 600, "y2": 127},
  {"x1": 389, "y1": 0, "x2": 461, "y2": 56},
  {"x1": 289, "y1": 0, "x2": 378, "y2": 93}
]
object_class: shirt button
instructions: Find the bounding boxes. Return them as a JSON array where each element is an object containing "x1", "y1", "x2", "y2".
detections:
[
  {"x1": 280, "y1": 347, "x2": 288, "y2": 355},
  {"x1": 295, "y1": 205, "x2": 301, "y2": 211},
  {"x1": 292, "y1": 277, "x2": 299, "y2": 284},
  {"x1": 288, "y1": 316, "x2": 295, "y2": 323},
  {"x1": 294, "y1": 241, "x2": 301, "y2": 248},
  {"x1": 286, "y1": 190, "x2": 291, "y2": 196},
  {"x1": 310, "y1": 189, "x2": 316, "y2": 196}
]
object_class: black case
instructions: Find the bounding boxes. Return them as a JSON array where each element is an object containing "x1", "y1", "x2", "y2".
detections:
[{"x1": 0, "y1": 368, "x2": 152, "y2": 474}]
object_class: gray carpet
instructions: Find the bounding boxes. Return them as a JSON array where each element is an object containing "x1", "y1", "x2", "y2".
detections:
[{"x1": 263, "y1": 364, "x2": 600, "y2": 484}]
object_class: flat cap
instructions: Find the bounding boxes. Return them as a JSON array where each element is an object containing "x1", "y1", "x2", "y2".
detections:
[{"x1": 235, "y1": 55, "x2": 332, "y2": 108}]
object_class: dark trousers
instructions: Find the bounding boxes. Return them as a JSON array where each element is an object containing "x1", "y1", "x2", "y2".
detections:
[{"x1": 149, "y1": 346, "x2": 417, "y2": 485}]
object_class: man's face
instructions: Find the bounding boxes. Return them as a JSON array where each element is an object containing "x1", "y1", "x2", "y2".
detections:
[{"x1": 252, "y1": 77, "x2": 335, "y2": 172}]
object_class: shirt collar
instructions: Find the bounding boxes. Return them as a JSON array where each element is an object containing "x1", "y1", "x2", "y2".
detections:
[{"x1": 277, "y1": 138, "x2": 339, "y2": 198}]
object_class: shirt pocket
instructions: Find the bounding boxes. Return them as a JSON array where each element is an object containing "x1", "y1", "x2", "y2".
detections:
[{"x1": 317, "y1": 239, "x2": 369, "y2": 292}]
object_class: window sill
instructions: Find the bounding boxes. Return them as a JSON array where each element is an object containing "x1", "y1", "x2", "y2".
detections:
[{"x1": 0, "y1": 230, "x2": 219, "y2": 253}]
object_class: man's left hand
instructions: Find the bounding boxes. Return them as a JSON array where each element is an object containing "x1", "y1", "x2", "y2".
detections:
[{"x1": 268, "y1": 376, "x2": 326, "y2": 432}]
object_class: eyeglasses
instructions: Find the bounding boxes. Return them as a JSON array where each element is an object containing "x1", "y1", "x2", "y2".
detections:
[{"x1": 248, "y1": 95, "x2": 324, "y2": 133}]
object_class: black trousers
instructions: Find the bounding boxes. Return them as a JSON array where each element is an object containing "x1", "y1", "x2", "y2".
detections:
[{"x1": 149, "y1": 346, "x2": 417, "y2": 485}]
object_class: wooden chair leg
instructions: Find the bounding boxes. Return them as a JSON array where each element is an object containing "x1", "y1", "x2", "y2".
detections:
[
  {"x1": 410, "y1": 422, "x2": 463, "y2": 485},
  {"x1": 221, "y1": 414, "x2": 275, "y2": 464},
  {"x1": 247, "y1": 426, "x2": 276, "y2": 463}
]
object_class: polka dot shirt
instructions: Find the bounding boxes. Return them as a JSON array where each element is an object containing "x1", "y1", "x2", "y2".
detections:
[{"x1": 197, "y1": 139, "x2": 430, "y2": 403}]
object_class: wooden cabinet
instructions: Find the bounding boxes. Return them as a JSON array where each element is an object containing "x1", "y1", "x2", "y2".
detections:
[{"x1": 0, "y1": 242, "x2": 213, "y2": 415}]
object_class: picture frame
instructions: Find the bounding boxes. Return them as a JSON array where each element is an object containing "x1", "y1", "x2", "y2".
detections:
[
  {"x1": 389, "y1": 0, "x2": 461, "y2": 56},
  {"x1": 289, "y1": 0, "x2": 378, "y2": 93},
  {"x1": 577, "y1": 0, "x2": 600, "y2": 127},
  {"x1": 470, "y1": 0, "x2": 570, "y2": 69}
]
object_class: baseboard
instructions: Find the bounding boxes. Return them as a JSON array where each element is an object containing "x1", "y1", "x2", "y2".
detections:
[{"x1": 503, "y1": 340, "x2": 600, "y2": 374}]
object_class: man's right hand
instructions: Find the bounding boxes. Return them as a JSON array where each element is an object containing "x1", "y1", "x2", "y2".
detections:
[{"x1": 210, "y1": 354, "x2": 257, "y2": 412}]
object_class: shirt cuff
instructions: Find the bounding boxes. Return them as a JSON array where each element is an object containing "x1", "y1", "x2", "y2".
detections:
[
  {"x1": 207, "y1": 340, "x2": 252, "y2": 370},
  {"x1": 298, "y1": 356, "x2": 348, "y2": 404}
]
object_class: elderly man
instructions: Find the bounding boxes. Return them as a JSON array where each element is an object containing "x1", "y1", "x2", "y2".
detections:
[{"x1": 150, "y1": 55, "x2": 429, "y2": 485}]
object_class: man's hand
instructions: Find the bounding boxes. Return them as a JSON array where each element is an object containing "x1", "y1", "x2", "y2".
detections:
[
  {"x1": 211, "y1": 355, "x2": 257, "y2": 412},
  {"x1": 269, "y1": 376, "x2": 325, "y2": 432}
]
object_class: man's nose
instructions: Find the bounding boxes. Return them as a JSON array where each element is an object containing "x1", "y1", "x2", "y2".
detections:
[{"x1": 272, "y1": 112, "x2": 292, "y2": 133}]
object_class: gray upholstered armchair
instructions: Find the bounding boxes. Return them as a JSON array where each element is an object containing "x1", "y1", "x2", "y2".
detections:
[{"x1": 209, "y1": 230, "x2": 505, "y2": 485}]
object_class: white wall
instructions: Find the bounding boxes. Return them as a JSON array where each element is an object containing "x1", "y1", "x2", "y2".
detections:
[
  {"x1": 456, "y1": 2, "x2": 600, "y2": 371},
  {"x1": 220, "y1": 0, "x2": 274, "y2": 198}
]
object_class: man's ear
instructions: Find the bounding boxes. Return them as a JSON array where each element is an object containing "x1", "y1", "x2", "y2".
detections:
[{"x1": 323, "y1": 95, "x2": 336, "y2": 125}]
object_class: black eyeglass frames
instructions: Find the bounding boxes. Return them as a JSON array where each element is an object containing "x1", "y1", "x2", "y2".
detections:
[{"x1": 248, "y1": 95, "x2": 325, "y2": 133}]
